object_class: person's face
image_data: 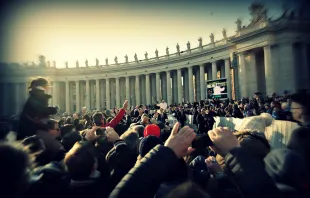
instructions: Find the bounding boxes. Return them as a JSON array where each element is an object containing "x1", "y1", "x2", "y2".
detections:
[
  {"x1": 49, "y1": 123, "x2": 60, "y2": 138},
  {"x1": 291, "y1": 102, "x2": 303, "y2": 122},
  {"x1": 73, "y1": 114, "x2": 78, "y2": 119},
  {"x1": 142, "y1": 116, "x2": 148, "y2": 123}
]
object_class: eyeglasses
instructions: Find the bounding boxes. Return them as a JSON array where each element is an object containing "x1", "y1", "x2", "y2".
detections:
[{"x1": 291, "y1": 107, "x2": 302, "y2": 110}]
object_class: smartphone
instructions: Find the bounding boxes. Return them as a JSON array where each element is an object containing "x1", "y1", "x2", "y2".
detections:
[{"x1": 192, "y1": 134, "x2": 213, "y2": 150}]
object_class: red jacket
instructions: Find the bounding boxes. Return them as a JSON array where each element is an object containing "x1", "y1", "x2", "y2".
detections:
[{"x1": 101, "y1": 108, "x2": 126, "y2": 128}]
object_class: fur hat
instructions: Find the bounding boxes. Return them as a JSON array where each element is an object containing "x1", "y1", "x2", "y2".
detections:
[{"x1": 237, "y1": 113, "x2": 273, "y2": 132}]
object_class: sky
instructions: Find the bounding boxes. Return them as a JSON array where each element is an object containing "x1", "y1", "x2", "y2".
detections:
[{"x1": 0, "y1": 0, "x2": 292, "y2": 67}]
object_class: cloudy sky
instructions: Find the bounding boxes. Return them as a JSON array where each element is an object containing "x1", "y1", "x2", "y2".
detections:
[{"x1": 0, "y1": 0, "x2": 291, "y2": 67}]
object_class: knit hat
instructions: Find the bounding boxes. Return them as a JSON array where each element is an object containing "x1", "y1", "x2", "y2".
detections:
[
  {"x1": 264, "y1": 149, "x2": 308, "y2": 191},
  {"x1": 139, "y1": 135, "x2": 163, "y2": 157},
  {"x1": 144, "y1": 124, "x2": 161, "y2": 137},
  {"x1": 237, "y1": 113, "x2": 273, "y2": 132}
]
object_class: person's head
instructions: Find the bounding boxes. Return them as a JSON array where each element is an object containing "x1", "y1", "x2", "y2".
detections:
[
  {"x1": 141, "y1": 114, "x2": 149, "y2": 124},
  {"x1": 165, "y1": 181, "x2": 210, "y2": 198},
  {"x1": 144, "y1": 124, "x2": 161, "y2": 138},
  {"x1": 160, "y1": 108, "x2": 164, "y2": 113},
  {"x1": 29, "y1": 77, "x2": 50, "y2": 93},
  {"x1": 0, "y1": 143, "x2": 30, "y2": 196},
  {"x1": 162, "y1": 100, "x2": 165, "y2": 103},
  {"x1": 64, "y1": 141, "x2": 97, "y2": 180},
  {"x1": 120, "y1": 129, "x2": 139, "y2": 153},
  {"x1": 73, "y1": 113, "x2": 79, "y2": 120},
  {"x1": 264, "y1": 149, "x2": 309, "y2": 193},
  {"x1": 92, "y1": 112, "x2": 105, "y2": 126},
  {"x1": 201, "y1": 108, "x2": 206, "y2": 115},
  {"x1": 82, "y1": 107, "x2": 87, "y2": 114},
  {"x1": 66, "y1": 117, "x2": 73, "y2": 124},
  {"x1": 290, "y1": 92, "x2": 310, "y2": 123},
  {"x1": 61, "y1": 131, "x2": 83, "y2": 152},
  {"x1": 46, "y1": 119, "x2": 61, "y2": 138},
  {"x1": 138, "y1": 135, "x2": 163, "y2": 160}
]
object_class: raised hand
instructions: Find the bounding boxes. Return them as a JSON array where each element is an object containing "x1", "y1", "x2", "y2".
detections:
[
  {"x1": 208, "y1": 127, "x2": 240, "y2": 156},
  {"x1": 165, "y1": 122, "x2": 196, "y2": 158},
  {"x1": 122, "y1": 100, "x2": 129, "y2": 110}
]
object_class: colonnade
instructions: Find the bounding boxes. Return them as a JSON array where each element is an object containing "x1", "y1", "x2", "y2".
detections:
[{"x1": 46, "y1": 58, "x2": 232, "y2": 113}]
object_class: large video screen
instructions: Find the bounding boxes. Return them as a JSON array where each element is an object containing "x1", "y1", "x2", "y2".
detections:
[{"x1": 206, "y1": 78, "x2": 227, "y2": 99}]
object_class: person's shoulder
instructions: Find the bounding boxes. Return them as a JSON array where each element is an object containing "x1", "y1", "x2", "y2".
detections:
[{"x1": 291, "y1": 126, "x2": 310, "y2": 139}]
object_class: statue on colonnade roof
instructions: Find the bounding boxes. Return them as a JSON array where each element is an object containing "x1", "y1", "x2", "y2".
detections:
[
  {"x1": 76, "y1": 60, "x2": 79, "y2": 68},
  {"x1": 187, "y1": 41, "x2": 190, "y2": 50},
  {"x1": 125, "y1": 54, "x2": 128, "y2": 63},
  {"x1": 176, "y1": 43, "x2": 180, "y2": 53},
  {"x1": 155, "y1": 49, "x2": 159, "y2": 58},
  {"x1": 236, "y1": 18, "x2": 242, "y2": 31},
  {"x1": 105, "y1": 58, "x2": 109, "y2": 65},
  {"x1": 96, "y1": 58, "x2": 99, "y2": 67},
  {"x1": 222, "y1": 28, "x2": 227, "y2": 39},
  {"x1": 114, "y1": 56, "x2": 118, "y2": 64},
  {"x1": 134, "y1": 53, "x2": 138, "y2": 62},
  {"x1": 198, "y1": 37, "x2": 202, "y2": 47},
  {"x1": 65, "y1": 61, "x2": 68, "y2": 68},
  {"x1": 85, "y1": 59, "x2": 88, "y2": 67},
  {"x1": 47, "y1": 60, "x2": 50, "y2": 68},
  {"x1": 209, "y1": 33, "x2": 215, "y2": 43},
  {"x1": 145, "y1": 52, "x2": 148, "y2": 60}
]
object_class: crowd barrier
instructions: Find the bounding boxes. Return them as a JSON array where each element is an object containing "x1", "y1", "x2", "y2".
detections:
[{"x1": 187, "y1": 115, "x2": 298, "y2": 149}]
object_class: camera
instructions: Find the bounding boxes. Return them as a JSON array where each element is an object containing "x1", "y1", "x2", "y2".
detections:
[{"x1": 191, "y1": 134, "x2": 213, "y2": 150}]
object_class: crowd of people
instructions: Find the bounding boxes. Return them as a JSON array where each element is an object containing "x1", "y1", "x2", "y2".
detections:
[{"x1": 1, "y1": 76, "x2": 310, "y2": 198}]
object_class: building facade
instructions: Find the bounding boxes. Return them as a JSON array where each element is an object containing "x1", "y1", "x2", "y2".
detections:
[{"x1": 1, "y1": 11, "x2": 310, "y2": 115}]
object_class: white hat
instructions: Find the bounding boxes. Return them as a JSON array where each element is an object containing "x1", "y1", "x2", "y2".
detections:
[{"x1": 237, "y1": 113, "x2": 273, "y2": 132}]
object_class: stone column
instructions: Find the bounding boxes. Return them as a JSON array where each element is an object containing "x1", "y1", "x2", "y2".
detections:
[
  {"x1": 76, "y1": 81, "x2": 80, "y2": 113},
  {"x1": 199, "y1": 64, "x2": 206, "y2": 100},
  {"x1": 115, "y1": 77, "x2": 120, "y2": 107},
  {"x1": 145, "y1": 74, "x2": 151, "y2": 105},
  {"x1": 212, "y1": 61, "x2": 217, "y2": 80},
  {"x1": 161, "y1": 73, "x2": 167, "y2": 102},
  {"x1": 156, "y1": 73, "x2": 161, "y2": 102},
  {"x1": 106, "y1": 79, "x2": 110, "y2": 110},
  {"x1": 96, "y1": 79, "x2": 100, "y2": 110},
  {"x1": 238, "y1": 53, "x2": 247, "y2": 99},
  {"x1": 85, "y1": 80, "x2": 90, "y2": 110},
  {"x1": 278, "y1": 43, "x2": 297, "y2": 93},
  {"x1": 188, "y1": 66, "x2": 194, "y2": 102},
  {"x1": 65, "y1": 81, "x2": 70, "y2": 113},
  {"x1": 172, "y1": 72, "x2": 178, "y2": 104},
  {"x1": 224, "y1": 59, "x2": 232, "y2": 99},
  {"x1": 135, "y1": 75, "x2": 140, "y2": 105},
  {"x1": 177, "y1": 69, "x2": 182, "y2": 103},
  {"x1": 183, "y1": 70, "x2": 189, "y2": 102},
  {"x1": 302, "y1": 44, "x2": 310, "y2": 89},
  {"x1": 166, "y1": 71, "x2": 171, "y2": 105},
  {"x1": 53, "y1": 82, "x2": 58, "y2": 107},
  {"x1": 125, "y1": 76, "x2": 130, "y2": 106}
]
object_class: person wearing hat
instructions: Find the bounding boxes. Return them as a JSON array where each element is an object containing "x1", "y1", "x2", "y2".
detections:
[{"x1": 17, "y1": 77, "x2": 58, "y2": 140}]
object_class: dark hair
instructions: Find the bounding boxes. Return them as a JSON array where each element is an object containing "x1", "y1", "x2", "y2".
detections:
[
  {"x1": 64, "y1": 141, "x2": 96, "y2": 180},
  {"x1": 290, "y1": 92, "x2": 310, "y2": 116},
  {"x1": 165, "y1": 181, "x2": 210, "y2": 198},
  {"x1": 46, "y1": 119, "x2": 58, "y2": 130},
  {"x1": 61, "y1": 131, "x2": 82, "y2": 152},
  {"x1": 60, "y1": 124, "x2": 76, "y2": 137},
  {"x1": 0, "y1": 143, "x2": 30, "y2": 195},
  {"x1": 92, "y1": 112, "x2": 103, "y2": 126},
  {"x1": 29, "y1": 77, "x2": 49, "y2": 90},
  {"x1": 66, "y1": 117, "x2": 73, "y2": 124}
]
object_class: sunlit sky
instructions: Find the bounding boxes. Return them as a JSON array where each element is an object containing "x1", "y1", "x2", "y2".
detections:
[{"x1": 0, "y1": 0, "x2": 292, "y2": 67}]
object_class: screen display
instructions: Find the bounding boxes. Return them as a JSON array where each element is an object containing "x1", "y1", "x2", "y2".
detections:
[{"x1": 206, "y1": 78, "x2": 228, "y2": 99}]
